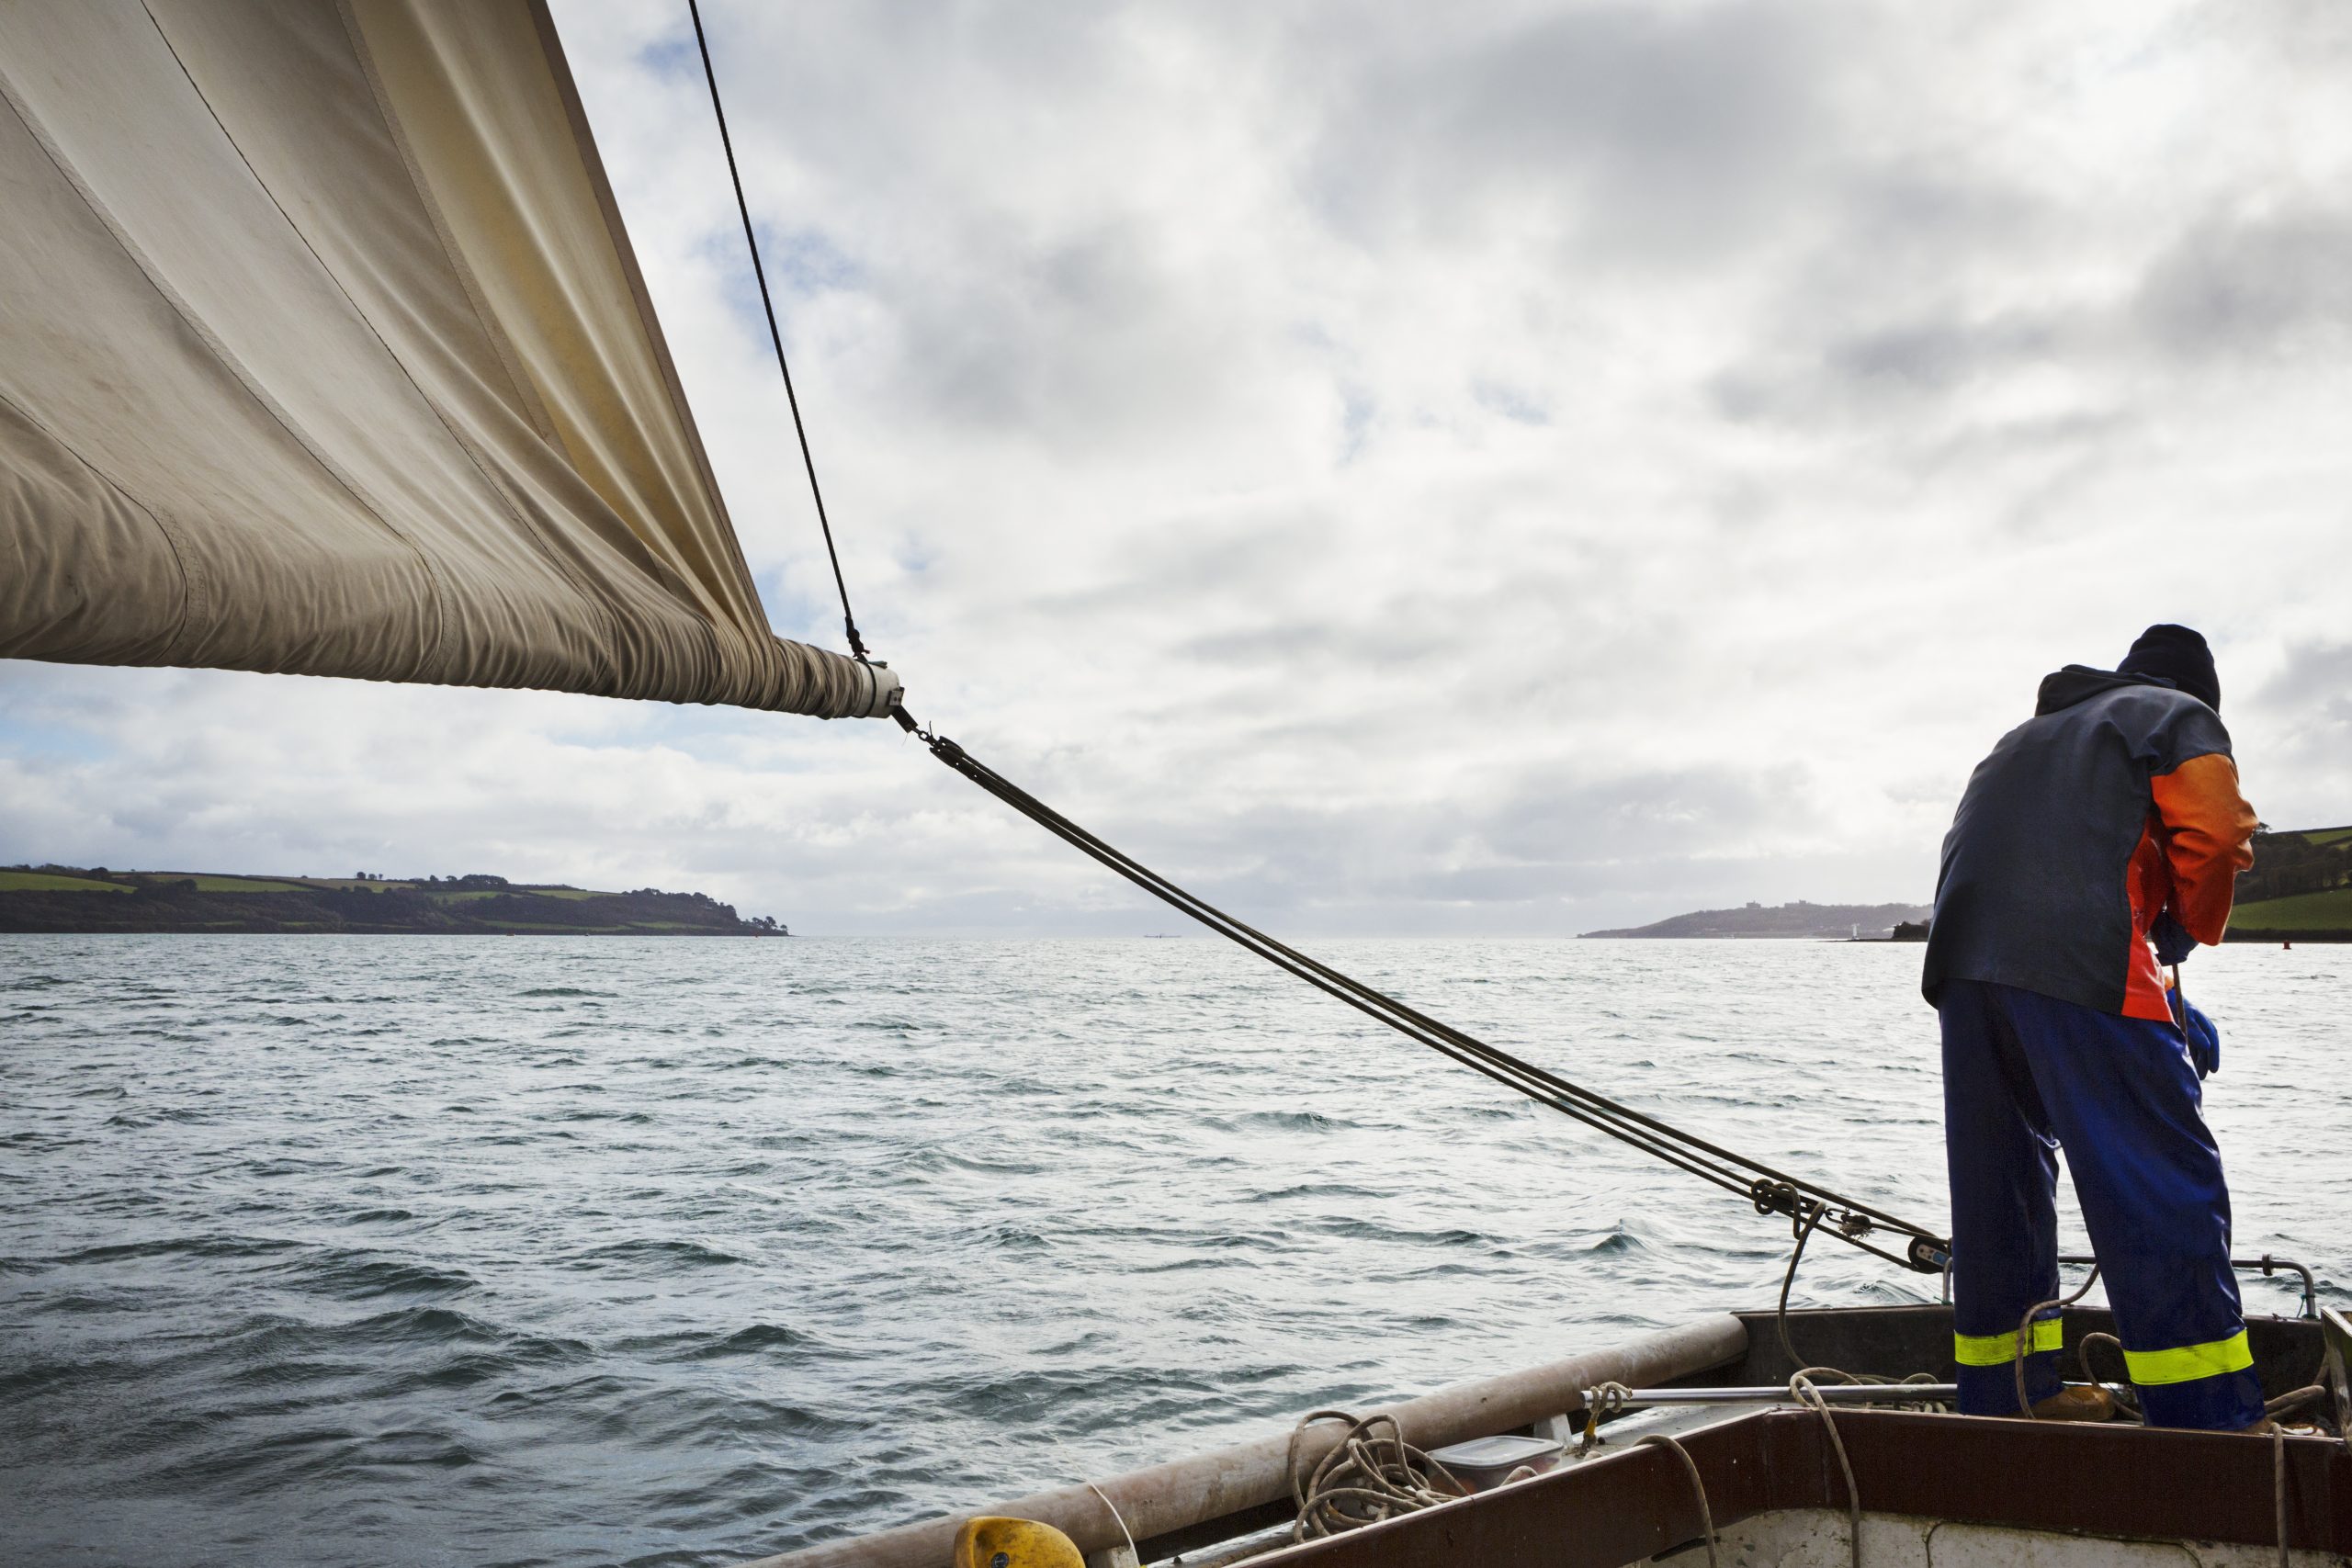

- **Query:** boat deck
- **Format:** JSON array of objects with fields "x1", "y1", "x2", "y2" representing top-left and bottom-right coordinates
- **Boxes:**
[
  {"x1": 1256, "y1": 1404, "x2": 2350, "y2": 1568},
  {"x1": 750, "y1": 1304, "x2": 2348, "y2": 1568}
]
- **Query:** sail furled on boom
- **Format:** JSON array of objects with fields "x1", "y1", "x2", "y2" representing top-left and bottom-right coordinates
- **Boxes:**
[{"x1": 0, "y1": 0, "x2": 895, "y2": 719}]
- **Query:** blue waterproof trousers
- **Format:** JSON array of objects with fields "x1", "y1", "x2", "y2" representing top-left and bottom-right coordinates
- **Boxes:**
[{"x1": 1939, "y1": 978, "x2": 2261, "y2": 1429}]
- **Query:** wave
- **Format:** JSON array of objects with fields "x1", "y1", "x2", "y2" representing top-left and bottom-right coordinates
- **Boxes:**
[
  {"x1": 3, "y1": 933, "x2": 2330, "y2": 1568},
  {"x1": 567, "y1": 1239, "x2": 750, "y2": 1271}
]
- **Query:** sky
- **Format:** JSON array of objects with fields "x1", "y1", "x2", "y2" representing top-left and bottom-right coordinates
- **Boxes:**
[{"x1": 3, "y1": 0, "x2": 2348, "y2": 935}]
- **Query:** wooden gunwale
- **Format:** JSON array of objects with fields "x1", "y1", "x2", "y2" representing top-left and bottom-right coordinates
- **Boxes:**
[{"x1": 741, "y1": 1315, "x2": 1749, "y2": 1568}]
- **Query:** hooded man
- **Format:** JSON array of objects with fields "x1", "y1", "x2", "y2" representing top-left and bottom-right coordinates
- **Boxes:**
[{"x1": 1924, "y1": 624, "x2": 2260, "y2": 1430}]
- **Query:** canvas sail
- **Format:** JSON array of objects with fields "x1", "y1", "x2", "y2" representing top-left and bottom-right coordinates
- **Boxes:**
[{"x1": 0, "y1": 0, "x2": 896, "y2": 719}]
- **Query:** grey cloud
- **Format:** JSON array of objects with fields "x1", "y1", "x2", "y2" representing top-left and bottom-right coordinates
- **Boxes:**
[
  {"x1": 1473, "y1": 764, "x2": 1818, "y2": 870},
  {"x1": 2228, "y1": 640, "x2": 2352, "y2": 834},
  {"x1": 1036, "y1": 755, "x2": 1831, "y2": 931},
  {"x1": 874, "y1": 220, "x2": 1198, "y2": 436},
  {"x1": 1306, "y1": 2, "x2": 1845, "y2": 261},
  {"x1": 2133, "y1": 209, "x2": 2352, "y2": 363},
  {"x1": 1828, "y1": 164, "x2": 2054, "y2": 276},
  {"x1": 1718, "y1": 199, "x2": 2352, "y2": 439},
  {"x1": 1176, "y1": 615, "x2": 1458, "y2": 674},
  {"x1": 1822, "y1": 318, "x2": 2062, "y2": 399},
  {"x1": 8, "y1": 2, "x2": 2342, "y2": 939},
  {"x1": 1709, "y1": 310, "x2": 2075, "y2": 427},
  {"x1": 2229, "y1": 0, "x2": 2352, "y2": 69},
  {"x1": 2249, "y1": 641, "x2": 2352, "y2": 758}
]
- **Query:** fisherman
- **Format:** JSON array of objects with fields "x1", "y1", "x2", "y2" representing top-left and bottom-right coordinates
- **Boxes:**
[{"x1": 1923, "y1": 625, "x2": 2262, "y2": 1430}]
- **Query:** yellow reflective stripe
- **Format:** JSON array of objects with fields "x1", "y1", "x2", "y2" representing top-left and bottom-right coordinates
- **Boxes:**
[
  {"x1": 1954, "y1": 1317, "x2": 2062, "y2": 1367},
  {"x1": 2122, "y1": 1331, "x2": 2254, "y2": 1386}
]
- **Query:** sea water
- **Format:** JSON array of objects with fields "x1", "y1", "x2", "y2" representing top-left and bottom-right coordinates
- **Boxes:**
[{"x1": 3, "y1": 936, "x2": 2345, "y2": 1566}]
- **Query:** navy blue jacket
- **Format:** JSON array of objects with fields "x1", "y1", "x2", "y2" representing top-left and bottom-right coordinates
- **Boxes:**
[{"x1": 1923, "y1": 668, "x2": 2254, "y2": 1019}]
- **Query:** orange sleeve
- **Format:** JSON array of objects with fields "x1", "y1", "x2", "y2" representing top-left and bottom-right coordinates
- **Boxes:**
[{"x1": 2151, "y1": 752, "x2": 2257, "y2": 944}]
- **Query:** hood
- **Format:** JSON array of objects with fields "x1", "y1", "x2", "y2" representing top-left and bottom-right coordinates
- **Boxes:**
[{"x1": 2034, "y1": 665, "x2": 2180, "y2": 716}]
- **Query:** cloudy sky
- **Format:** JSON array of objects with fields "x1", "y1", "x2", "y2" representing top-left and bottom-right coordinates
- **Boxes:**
[{"x1": 3, "y1": 0, "x2": 2347, "y2": 934}]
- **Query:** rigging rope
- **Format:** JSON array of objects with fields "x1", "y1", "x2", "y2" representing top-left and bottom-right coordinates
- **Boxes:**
[
  {"x1": 690, "y1": 0, "x2": 1945, "y2": 1272},
  {"x1": 687, "y1": 0, "x2": 870, "y2": 662},
  {"x1": 897, "y1": 714, "x2": 1951, "y2": 1274}
]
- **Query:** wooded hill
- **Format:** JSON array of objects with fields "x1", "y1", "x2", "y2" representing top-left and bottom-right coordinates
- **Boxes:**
[
  {"x1": 2226, "y1": 825, "x2": 2352, "y2": 939},
  {"x1": 0, "y1": 868, "x2": 784, "y2": 936}
]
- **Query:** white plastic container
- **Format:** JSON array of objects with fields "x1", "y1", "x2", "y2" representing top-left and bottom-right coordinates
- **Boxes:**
[{"x1": 1427, "y1": 1433, "x2": 1564, "y2": 1493}]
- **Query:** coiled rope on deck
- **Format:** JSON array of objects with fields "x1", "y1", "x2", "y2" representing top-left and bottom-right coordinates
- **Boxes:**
[{"x1": 1286, "y1": 1411, "x2": 1464, "y2": 1541}]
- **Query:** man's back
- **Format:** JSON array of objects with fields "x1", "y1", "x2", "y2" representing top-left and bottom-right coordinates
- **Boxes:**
[{"x1": 1923, "y1": 666, "x2": 2241, "y2": 1019}]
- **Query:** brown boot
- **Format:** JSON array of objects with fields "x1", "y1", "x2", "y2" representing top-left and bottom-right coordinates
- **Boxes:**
[{"x1": 2030, "y1": 1386, "x2": 2117, "y2": 1422}]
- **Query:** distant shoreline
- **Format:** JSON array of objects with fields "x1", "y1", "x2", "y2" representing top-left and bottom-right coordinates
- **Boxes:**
[
  {"x1": 1583, "y1": 826, "x2": 2352, "y2": 942},
  {"x1": 1581, "y1": 900, "x2": 1931, "y2": 941},
  {"x1": 0, "y1": 866, "x2": 785, "y2": 937}
]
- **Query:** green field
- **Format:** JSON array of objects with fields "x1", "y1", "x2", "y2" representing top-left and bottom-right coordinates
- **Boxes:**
[
  {"x1": 5, "y1": 872, "x2": 617, "y2": 899},
  {"x1": 413, "y1": 886, "x2": 605, "y2": 902},
  {"x1": 1, "y1": 870, "x2": 767, "y2": 935},
  {"x1": 0, "y1": 870, "x2": 130, "y2": 893},
  {"x1": 2231, "y1": 887, "x2": 2352, "y2": 932},
  {"x1": 2305, "y1": 828, "x2": 2352, "y2": 847}
]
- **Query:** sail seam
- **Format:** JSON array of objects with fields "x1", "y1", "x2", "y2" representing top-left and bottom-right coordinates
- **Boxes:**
[
  {"x1": 334, "y1": 0, "x2": 562, "y2": 451},
  {"x1": 6, "y1": 7, "x2": 457, "y2": 681},
  {"x1": 329, "y1": 0, "x2": 633, "y2": 696},
  {"x1": 153, "y1": 0, "x2": 647, "y2": 698},
  {"x1": 135, "y1": 0, "x2": 471, "y2": 684}
]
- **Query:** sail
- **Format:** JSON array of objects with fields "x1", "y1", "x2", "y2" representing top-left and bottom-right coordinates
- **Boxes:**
[{"x1": 0, "y1": 0, "x2": 897, "y2": 719}]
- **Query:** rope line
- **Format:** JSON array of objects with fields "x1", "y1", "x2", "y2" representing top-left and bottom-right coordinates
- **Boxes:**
[
  {"x1": 1638, "y1": 1433, "x2": 1721, "y2": 1568},
  {"x1": 694, "y1": 0, "x2": 1918, "y2": 1275},
  {"x1": 908, "y1": 723, "x2": 1951, "y2": 1271},
  {"x1": 1286, "y1": 1411, "x2": 1464, "y2": 1541},
  {"x1": 2012, "y1": 1264, "x2": 2103, "y2": 1418},
  {"x1": 687, "y1": 0, "x2": 869, "y2": 661},
  {"x1": 2075, "y1": 1331, "x2": 2143, "y2": 1421},
  {"x1": 689, "y1": 6, "x2": 1943, "y2": 1258},
  {"x1": 1790, "y1": 1373, "x2": 1865, "y2": 1568},
  {"x1": 1776, "y1": 1201, "x2": 1831, "y2": 1371},
  {"x1": 2275, "y1": 1425, "x2": 2290, "y2": 1568},
  {"x1": 1082, "y1": 1481, "x2": 1138, "y2": 1563}
]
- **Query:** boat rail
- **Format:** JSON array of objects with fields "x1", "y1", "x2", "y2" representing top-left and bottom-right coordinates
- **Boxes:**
[{"x1": 740, "y1": 1315, "x2": 1748, "y2": 1568}]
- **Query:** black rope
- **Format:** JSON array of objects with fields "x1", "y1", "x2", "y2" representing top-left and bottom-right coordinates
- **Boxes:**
[
  {"x1": 688, "y1": 0, "x2": 1939, "y2": 1267},
  {"x1": 904, "y1": 716, "x2": 1951, "y2": 1273},
  {"x1": 687, "y1": 0, "x2": 868, "y2": 661}
]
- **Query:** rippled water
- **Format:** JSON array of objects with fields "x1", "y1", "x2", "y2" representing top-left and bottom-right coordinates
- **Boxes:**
[{"x1": 4, "y1": 936, "x2": 2345, "y2": 1566}]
